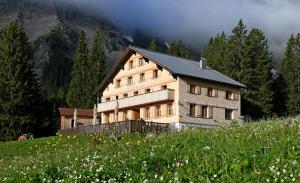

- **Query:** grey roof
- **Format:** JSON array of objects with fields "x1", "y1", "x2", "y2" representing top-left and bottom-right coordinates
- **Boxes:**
[{"x1": 130, "y1": 46, "x2": 245, "y2": 88}]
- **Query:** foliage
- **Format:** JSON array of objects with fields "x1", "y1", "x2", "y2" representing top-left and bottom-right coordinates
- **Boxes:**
[
  {"x1": 40, "y1": 25, "x2": 78, "y2": 93},
  {"x1": 66, "y1": 31, "x2": 90, "y2": 108},
  {"x1": 281, "y1": 34, "x2": 300, "y2": 115},
  {"x1": 148, "y1": 37, "x2": 157, "y2": 51},
  {"x1": 1, "y1": 117, "x2": 300, "y2": 182},
  {"x1": 0, "y1": 21, "x2": 52, "y2": 141},
  {"x1": 167, "y1": 40, "x2": 191, "y2": 59},
  {"x1": 87, "y1": 27, "x2": 106, "y2": 108},
  {"x1": 204, "y1": 19, "x2": 274, "y2": 119}
]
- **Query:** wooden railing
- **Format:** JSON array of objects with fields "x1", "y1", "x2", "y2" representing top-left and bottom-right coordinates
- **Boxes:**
[{"x1": 58, "y1": 120, "x2": 170, "y2": 136}]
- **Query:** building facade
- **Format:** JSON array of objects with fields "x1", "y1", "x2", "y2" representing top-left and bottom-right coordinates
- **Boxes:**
[
  {"x1": 95, "y1": 46, "x2": 244, "y2": 128},
  {"x1": 59, "y1": 108, "x2": 96, "y2": 129}
]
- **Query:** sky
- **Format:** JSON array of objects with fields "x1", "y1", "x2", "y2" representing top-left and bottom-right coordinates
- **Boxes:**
[{"x1": 60, "y1": 0, "x2": 300, "y2": 57}]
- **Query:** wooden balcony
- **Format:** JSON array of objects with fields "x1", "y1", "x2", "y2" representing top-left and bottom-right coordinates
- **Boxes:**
[{"x1": 97, "y1": 89, "x2": 175, "y2": 112}]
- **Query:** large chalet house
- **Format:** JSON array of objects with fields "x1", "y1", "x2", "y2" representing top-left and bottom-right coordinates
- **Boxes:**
[{"x1": 94, "y1": 46, "x2": 245, "y2": 128}]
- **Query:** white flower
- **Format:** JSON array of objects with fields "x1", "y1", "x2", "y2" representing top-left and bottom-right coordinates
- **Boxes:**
[
  {"x1": 160, "y1": 176, "x2": 164, "y2": 181},
  {"x1": 213, "y1": 174, "x2": 217, "y2": 178},
  {"x1": 203, "y1": 146, "x2": 211, "y2": 150}
]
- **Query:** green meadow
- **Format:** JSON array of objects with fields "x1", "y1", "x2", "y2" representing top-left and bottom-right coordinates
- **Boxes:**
[{"x1": 1, "y1": 118, "x2": 300, "y2": 182}]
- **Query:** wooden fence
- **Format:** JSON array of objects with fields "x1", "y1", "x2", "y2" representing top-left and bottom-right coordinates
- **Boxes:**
[{"x1": 58, "y1": 120, "x2": 170, "y2": 136}]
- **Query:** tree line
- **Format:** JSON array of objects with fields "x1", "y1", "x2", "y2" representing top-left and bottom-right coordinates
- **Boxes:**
[{"x1": 0, "y1": 21, "x2": 106, "y2": 141}]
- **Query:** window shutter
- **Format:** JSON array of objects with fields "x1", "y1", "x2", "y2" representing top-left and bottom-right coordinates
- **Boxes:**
[
  {"x1": 186, "y1": 103, "x2": 190, "y2": 115},
  {"x1": 196, "y1": 86, "x2": 201, "y2": 94},
  {"x1": 214, "y1": 89, "x2": 218, "y2": 97},
  {"x1": 205, "y1": 88, "x2": 208, "y2": 96},
  {"x1": 162, "y1": 104, "x2": 167, "y2": 116},
  {"x1": 234, "y1": 93, "x2": 239, "y2": 100},
  {"x1": 197, "y1": 104, "x2": 202, "y2": 117},
  {"x1": 209, "y1": 106, "x2": 213, "y2": 119},
  {"x1": 187, "y1": 84, "x2": 190, "y2": 93}
]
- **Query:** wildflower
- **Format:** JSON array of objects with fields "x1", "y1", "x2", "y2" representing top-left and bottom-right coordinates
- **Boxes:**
[
  {"x1": 160, "y1": 176, "x2": 164, "y2": 181},
  {"x1": 203, "y1": 146, "x2": 211, "y2": 150}
]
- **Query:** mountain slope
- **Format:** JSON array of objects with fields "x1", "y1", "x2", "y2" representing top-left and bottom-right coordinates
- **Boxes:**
[{"x1": 0, "y1": 0, "x2": 129, "y2": 92}]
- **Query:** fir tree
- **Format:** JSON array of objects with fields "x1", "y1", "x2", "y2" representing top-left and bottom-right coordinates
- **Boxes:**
[
  {"x1": 87, "y1": 27, "x2": 106, "y2": 107},
  {"x1": 242, "y1": 28, "x2": 274, "y2": 118},
  {"x1": 226, "y1": 19, "x2": 247, "y2": 81},
  {"x1": 281, "y1": 34, "x2": 300, "y2": 115},
  {"x1": 149, "y1": 37, "x2": 157, "y2": 51},
  {"x1": 204, "y1": 32, "x2": 227, "y2": 73},
  {"x1": 167, "y1": 40, "x2": 190, "y2": 58},
  {"x1": 0, "y1": 22, "x2": 50, "y2": 141},
  {"x1": 67, "y1": 31, "x2": 90, "y2": 108}
]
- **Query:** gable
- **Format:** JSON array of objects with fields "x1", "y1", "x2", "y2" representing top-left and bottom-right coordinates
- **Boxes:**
[{"x1": 100, "y1": 52, "x2": 174, "y2": 97}]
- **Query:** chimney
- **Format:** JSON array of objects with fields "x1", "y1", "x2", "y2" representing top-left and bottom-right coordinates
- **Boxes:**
[{"x1": 200, "y1": 57, "x2": 207, "y2": 69}]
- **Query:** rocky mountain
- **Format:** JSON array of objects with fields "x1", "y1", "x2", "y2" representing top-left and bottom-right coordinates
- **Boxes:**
[{"x1": 0, "y1": 0, "x2": 166, "y2": 92}]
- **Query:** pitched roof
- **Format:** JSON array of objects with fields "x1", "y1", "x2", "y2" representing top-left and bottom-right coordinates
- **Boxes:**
[
  {"x1": 59, "y1": 108, "x2": 94, "y2": 117},
  {"x1": 95, "y1": 46, "x2": 245, "y2": 93},
  {"x1": 130, "y1": 46, "x2": 245, "y2": 88}
]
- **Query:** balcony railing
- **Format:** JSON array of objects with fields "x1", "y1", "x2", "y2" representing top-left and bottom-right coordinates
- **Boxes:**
[{"x1": 97, "y1": 89, "x2": 175, "y2": 112}]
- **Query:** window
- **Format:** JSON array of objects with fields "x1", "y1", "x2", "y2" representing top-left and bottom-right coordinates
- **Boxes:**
[
  {"x1": 207, "y1": 88, "x2": 213, "y2": 97},
  {"x1": 115, "y1": 79, "x2": 121, "y2": 88},
  {"x1": 124, "y1": 111, "x2": 128, "y2": 120},
  {"x1": 116, "y1": 96, "x2": 119, "y2": 100},
  {"x1": 140, "y1": 73, "x2": 145, "y2": 82},
  {"x1": 226, "y1": 91, "x2": 238, "y2": 100},
  {"x1": 138, "y1": 58, "x2": 144, "y2": 66},
  {"x1": 127, "y1": 76, "x2": 133, "y2": 85},
  {"x1": 134, "y1": 91, "x2": 138, "y2": 96},
  {"x1": 190, "y1": 85, "x2": 196, "y2": 94},
  {"x1": 156, "y1": 105, "x2": 161, "y2": 118},
  {"x1": 161, "y1": 85, "x2": 167, "y2": 90},
  {"x1": 167, "y1": 104, "x2": 173, "y2": 116},
  {"x1": 145, "y1": 88, "x2": 151, "y2": 93},
  {"x1": 153, "y1": 70, "x2": 158, "y2": 79},
  {"x1": 225, "y1": 109, "x2": 234, "y2": 120},
  {"x1": 202, "y1": 106, "x2": 209, "y2": 118},
  {"x1": 128, "y1": 60, "x2": 134, "y2": 69},
  {"x1": 123, "y1": 93, "x2": 128, "y2": 98},
  {"x1": 145, "y1": 107, "x2": 150, "y2": 119},
  {"x1": 189, "y1": 104, "x2": 196, "y2": 117},
  {"x1": 106, "y1": 97, "x2": 110, "y2": 102}
]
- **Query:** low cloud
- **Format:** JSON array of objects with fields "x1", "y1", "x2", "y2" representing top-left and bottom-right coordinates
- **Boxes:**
[{"x1": 60, "y1": 0, "x2": 300, "y2": 57}]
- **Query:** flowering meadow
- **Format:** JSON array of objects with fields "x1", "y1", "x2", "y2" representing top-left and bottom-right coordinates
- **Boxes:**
[{"x1": 1, "y1": 117, "x2": 300, "y2": 182}]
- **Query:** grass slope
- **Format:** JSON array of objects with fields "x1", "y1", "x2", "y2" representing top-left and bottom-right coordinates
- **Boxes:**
[{"x1": 1, "y1": 118, "x2": 300, "y2": 182}]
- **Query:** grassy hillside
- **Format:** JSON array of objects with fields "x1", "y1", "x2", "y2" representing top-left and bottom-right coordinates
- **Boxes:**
[{"x1": 1, "y1": 118, "x2": 300, "y2": 182}]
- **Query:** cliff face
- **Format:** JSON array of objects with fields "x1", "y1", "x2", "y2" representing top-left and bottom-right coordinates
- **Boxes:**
[{"x1": 0, "y1": 0, "x2": 129, "y2": 92}]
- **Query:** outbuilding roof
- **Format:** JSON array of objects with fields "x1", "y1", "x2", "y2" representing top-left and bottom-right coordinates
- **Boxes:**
[
  {"x1": 95, "y1": 46, "x2": 245, "y2": 93},
  {"x1": 59, "y1": 108, "x2": 94, "y2": 117}
]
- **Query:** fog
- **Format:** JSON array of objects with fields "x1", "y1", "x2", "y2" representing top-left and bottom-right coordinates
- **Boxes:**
[{"x1": 59, "y1": 0, "x2": 300, "y2": 57}]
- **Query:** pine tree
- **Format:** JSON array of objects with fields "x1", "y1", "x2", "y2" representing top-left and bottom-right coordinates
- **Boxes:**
[
  {"x1": 0, "y1": 22, "x2": 50, "y2": 141},
  {"x1": 204, "y1": 32, "x2": 227, "y2": 73},
  {"x1": 281, "y1": 34, "x2": 300, "y2": 115},
  {"x1": 167, "y1": 40, "x2": 190, "y2": 58},
  {"x1": 226, "y1": 19, "x2": 247, "y2": 81},
  {"x1": 67, "y1": 31, "x2": 90, "y2": 108},
  {"x1": 87, "y1": 27, "x2": 106, "y2": 107},
  {"x1": 149, "y1": 37, "x2": 157, "y2": 51},
  {"x1": 241, "y1": 28, "x2": 274, "y2": 118}
]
